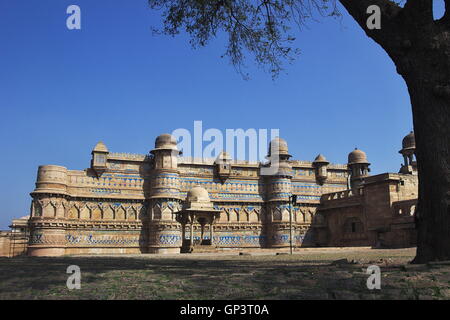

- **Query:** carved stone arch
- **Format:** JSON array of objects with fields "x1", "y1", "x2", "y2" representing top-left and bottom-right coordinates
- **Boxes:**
[
  {"x1": 110, "y1": 203, "x2": 122, "y2": 219},
  {"x1": 85, "y1": 202, "x2": 96, "y2": 218},
  {"x1": 33, "y1": 200, "x2": 43, "y2": 217},
  {"x1": 167, "y1": 201, "x2": 178, "y2": 212},
  {"x1": 281, "y1": 208, "x2": 290, "y2": 221},
  {"x1": 90, "y1": 203, "x2": 103, "y2": 220},
  {"x1": 257, "y1": 207, "x2": 267, "y2": 223},
  {"x1": 255, "y1": 207, "x2": 262, "y2": 222},
  {"x1": 152, "y1": 203, "x2": 162, "y2": 220},
  {"x1": 49, "y1": 199, "x2": 59, "y2": 208},
  {"x1": 67, "y1": 203, "x2": 80, "y2": 219},
  {"x1": 159, "y1": 201, "x2": 169, "y2": 212},
  {"x1": 220, "y1": 208, "x2": 228, "y2": 222},
  {"x1": 138, "y1": 204, "x2": 147, "y2": 219},
  {"x1": 222, "y1": 208, "x2": 231, "y2": 222},
  {"x1": 73, "y1": 202, "x2": 83, "y2": 210},
  {"x1": 43, "y1": 199, "x2": 57, "y2": 218},
  {"x1": 121, "y1": 204, "x2": 130, "y2": 220},
  {"x1": 61, "y1": 200, "x2": 70, "y2": 217},
  {"x1": 116, "y1": 205, "x2": 126, "y2": 220},
  {"x1": 161, "y1": 203, "x2": 174, "y2": 220},
  {"x1": 302, "y1": 208, "x2": 311, "y2": 222},
  {"x1": 80, "y1": 203, "x2": 90, "y2": 220},
  {"x1": 229, "y1": 208, "x2": 239, "y2": 222},
  {"x1": 126, "y1": 205, "x2": 136, "y2": 220},
  {"x1": 295, "y1": 207, "x2": 301, "y2": 222},
  {"x1": 272, "y1": 207, "x2": 282, "y2": 221},
  {"x1": 299, "y1": 208, "x2": 307, "y2": 223},
  {"x1": 248, "y1": 208, "x2": 259, "y2": 223},
  {"x1": 54, "y1": 199, "x2": 66, "y2": 218},
  {"x1": 242, "y1": 208, "x2": 250, "y2": 222},
  {"x1": 40, "y1": 198, "x2": 50, "y2": 209},
  {"x1": 308, "y1": 208, "x2": 315, "y2": 222},
  {"x1": 133, "y1": 205, "x2": 140, "y2": 220},
  {"x1": 216, "y1": 207, "x2": 227, "y2": 222}
]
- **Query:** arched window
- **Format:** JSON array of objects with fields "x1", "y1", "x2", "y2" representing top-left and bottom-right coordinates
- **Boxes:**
[{"x1": 34, "y1": 203, "x2": 42, "y2": 217}]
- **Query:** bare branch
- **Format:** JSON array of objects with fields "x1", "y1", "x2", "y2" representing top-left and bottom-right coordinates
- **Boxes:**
[{"x1": 148, "y1": 0, "x2": 341, "y2": 78}]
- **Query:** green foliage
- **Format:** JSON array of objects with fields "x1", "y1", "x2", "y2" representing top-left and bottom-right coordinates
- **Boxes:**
[{"x1": 149, "y1": 0, "x2": 341, "y2": 78}]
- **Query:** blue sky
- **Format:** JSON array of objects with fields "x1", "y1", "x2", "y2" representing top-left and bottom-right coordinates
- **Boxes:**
[{"x1": 0, "y1": 1, "x2": 444, "y2": 228}]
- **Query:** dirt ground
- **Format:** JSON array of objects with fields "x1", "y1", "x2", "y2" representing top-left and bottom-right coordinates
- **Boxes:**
[{"x1": 0, "y1": 247, "x2": 449, "y2": 300}]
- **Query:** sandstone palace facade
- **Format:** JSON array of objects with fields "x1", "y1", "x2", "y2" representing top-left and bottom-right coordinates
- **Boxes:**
[{"x1": 0, "y1": 132, "x2": 419, "y2": 256}]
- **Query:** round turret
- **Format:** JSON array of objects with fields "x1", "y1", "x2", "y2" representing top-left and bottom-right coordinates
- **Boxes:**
[
  {"x1": 399, "y1": 131, "x2": 417, "y2": 174},
  {"x1": 401, "y1": 131, "x2": 415, "y2": 152},
  {"x1": 313, "y1": 154, "x2": 329, "y2": 184},
  {"x1": 347, "y1": 148, "x2": 370, "y2": 190},
  {"x1": 151, "y1": 133, "x2": 179, "y2": 154},
  {"x1": 34, "y1": 165, "x2": 68, "y2": 194},
  {"x1": 313, "y1": 154, "x2": 329, "y2": 165},
  {"x1": 267, "y1": 137, "x2": 291, "y2": 158},
  {"x1": 348, "y1": 148, "x2": 369, "y2": 165}
]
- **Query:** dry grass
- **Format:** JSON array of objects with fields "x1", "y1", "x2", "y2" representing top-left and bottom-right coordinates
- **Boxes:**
[{"x1": 0, "y1": 247, "x2": 449, "y2": 300}]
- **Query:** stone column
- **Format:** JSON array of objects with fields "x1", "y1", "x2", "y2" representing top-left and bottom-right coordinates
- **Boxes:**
[
  {"x1": 190, "y1": 215, "x2": 194, "y2": 250},
  {"x1": 210, "y1": 223, "x2": 214, "y2": 245},
  {"x1": 181, "y1": 223, "x2": 186, "y2": 243}
]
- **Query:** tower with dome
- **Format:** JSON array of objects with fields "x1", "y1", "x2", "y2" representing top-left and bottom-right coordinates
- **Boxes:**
[{"x1": 0, "y1": 131, "x2": 419, "y2": 256}]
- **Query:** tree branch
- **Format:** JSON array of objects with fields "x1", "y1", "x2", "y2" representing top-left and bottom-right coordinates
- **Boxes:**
[
  {"x1": 339, "y1": 0, "x2": 402, "y2": 50},
  {"x1": 403, "y1": 0, "x2": 433, "y2": 25},
  {"x1": 443, "y1": 0, "x2": 450, "y2": 24}
]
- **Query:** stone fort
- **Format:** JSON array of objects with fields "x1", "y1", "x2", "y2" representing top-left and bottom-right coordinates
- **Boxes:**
[{"x1": 0, "y1": 132, "x2": 418, "y2": 256}]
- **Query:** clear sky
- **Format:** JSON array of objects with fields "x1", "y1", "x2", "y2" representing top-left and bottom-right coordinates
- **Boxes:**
[{"x1": 0, "y1": 1, "x2": 444, "y2": 228}]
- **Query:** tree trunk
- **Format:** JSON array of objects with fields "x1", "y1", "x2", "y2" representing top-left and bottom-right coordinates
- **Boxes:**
[
  {"x1": 340, "y1": 0, "x2": 450, "y2": 263},
  {"x1": 407, "y1": 76, "x2": 450, "y2": 263}
]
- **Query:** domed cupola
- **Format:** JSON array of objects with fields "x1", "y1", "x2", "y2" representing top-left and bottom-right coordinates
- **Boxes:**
[
  {"x1": 401, "y1": 131, "x2": 416, "y2": 151},
  {"x1": 186, "y1": 186, "x2": 211, "y2": 204},
  {"x1": 313, "y1": 154, "x2": 330, "y2": 184},
  {"x1": 348, "y1": 148, "x2": 369, "y2": 165},
  {"x1": 150, "y1": 134, "x2": 180, "y2": 171},
  {"x1": 263, "y1": 137, "x2": 292, "y2": 177},
  {"x1": 347, "y1": 148, "x2": 370, "y2": 190},
  {"x1": 177, "y1": 186, "x2": 221, "y2": 250},
  {"x1": 399, "y1": 131, "x2": 417, "y2": 174},
  {"x1": 151, "y1": 133, "x2": 180, "y2": 154},
  {"x1": 267, "y1": 137, "x2": 291, "y2": 159},
  {"x1": 91, "y1": 141, "x2": 109, "y2": 176}
]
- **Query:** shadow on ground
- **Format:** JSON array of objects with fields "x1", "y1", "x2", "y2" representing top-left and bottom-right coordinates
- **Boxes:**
[{"x1": 0, "y1": 248, "x2": 448, "y2": 300}]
